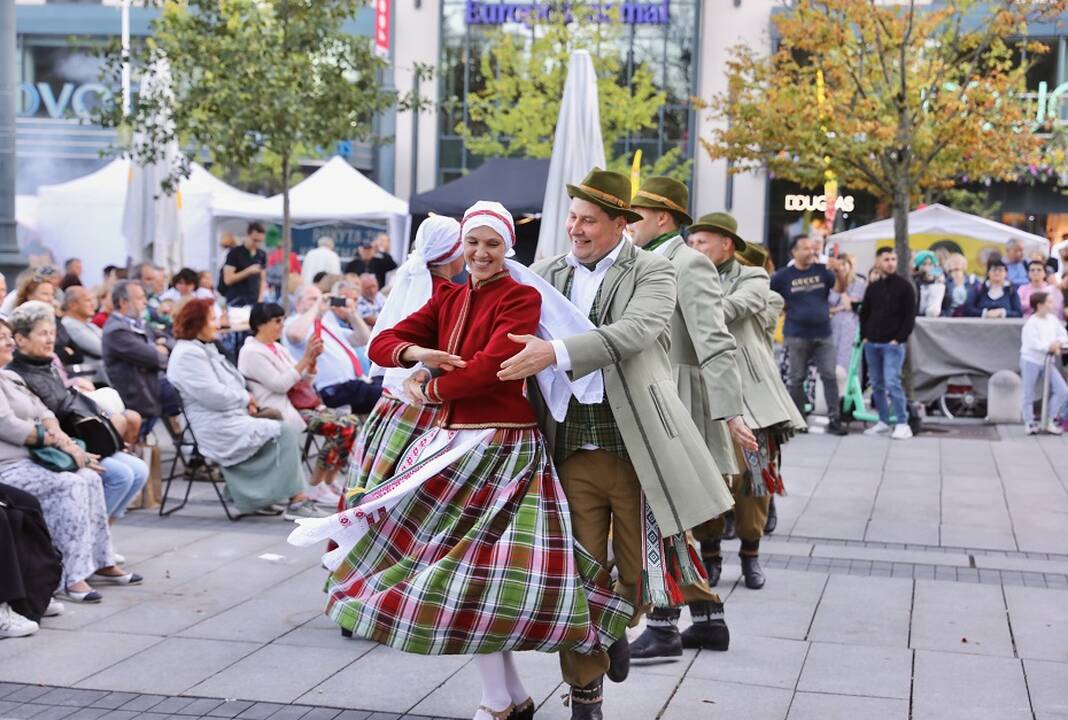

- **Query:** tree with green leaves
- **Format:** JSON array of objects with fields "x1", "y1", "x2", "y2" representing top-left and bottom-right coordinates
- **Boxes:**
[
  {"x1": 457, "y1": 8, "x2": 690, "y2": 182},
  {"x1": 699, "y1": 0, "x2": 1064, "y2": 274},
  {"x1": 97, "y1": 0, "x2": 419, "y2": 306}
]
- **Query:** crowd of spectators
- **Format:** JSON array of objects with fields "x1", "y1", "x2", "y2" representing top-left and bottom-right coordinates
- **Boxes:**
[{"x1": 0, "y1": 222, "x2": 389, "y2": 638}]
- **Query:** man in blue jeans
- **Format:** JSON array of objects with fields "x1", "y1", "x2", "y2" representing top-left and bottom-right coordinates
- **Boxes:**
[{"x1": 858, "y1": 247, "x2": 917, "y2": 439}]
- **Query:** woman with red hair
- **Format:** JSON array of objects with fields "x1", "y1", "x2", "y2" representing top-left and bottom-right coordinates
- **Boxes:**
[{"x1": 166, "y1": 299, "x2": 323, "y2": 520}]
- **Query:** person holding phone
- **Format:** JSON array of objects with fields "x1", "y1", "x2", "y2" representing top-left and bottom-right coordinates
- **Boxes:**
[{"x1": 222, "y1": 222, "x2": 268, "y2": 307}]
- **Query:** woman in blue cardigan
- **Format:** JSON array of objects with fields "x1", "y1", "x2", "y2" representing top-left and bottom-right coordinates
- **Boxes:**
[{"x1": 963, "y1": 260, "x2": 1023, "y2": 318}]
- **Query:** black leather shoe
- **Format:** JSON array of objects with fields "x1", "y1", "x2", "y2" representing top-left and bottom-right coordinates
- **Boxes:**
[
  {"x1": 628, "y1": 624, "x2": 683, "y2": 659},
  {"x1": 508, "y1": 698, "x2": 534, "y2": 720},
  {"x1": 827, "y1": 418, "x2": 849, "y2": 436},
  {"x1": 740, "y1": 554, "x2": 766, "y2": 589},
  {"x1": 568, "y1": 678, "x2": 603, "y2": 720},
  {"x1": 722, "y1": 511, "x2": 736, "y2": 540},
  {"x1": 606, "y1": 635, "x2": 630, "y2": 682},
  {"x1": 680, "y1": 619, "x2": 730, "y2": 651},
  {"x1": 764, "y1": 497, "x2": 778, "y2": 534},
  {"x1": 704, "y1": 556, "x2": 722, "y2": 587}
]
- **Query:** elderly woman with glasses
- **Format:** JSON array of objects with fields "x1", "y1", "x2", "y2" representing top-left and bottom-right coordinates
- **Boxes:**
[{"x1": 0, "y1": 316, "x2": 133, "y2": 604}]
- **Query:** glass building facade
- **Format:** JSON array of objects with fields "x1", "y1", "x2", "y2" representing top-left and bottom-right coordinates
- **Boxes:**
[{"x1": 436, "y1": 0, "x2": 702, "y2": 184}]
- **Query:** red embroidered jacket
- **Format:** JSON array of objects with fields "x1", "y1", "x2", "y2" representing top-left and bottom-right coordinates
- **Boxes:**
[{"x1": 369, "y1": 271, "x2": 541, "y2": 428}]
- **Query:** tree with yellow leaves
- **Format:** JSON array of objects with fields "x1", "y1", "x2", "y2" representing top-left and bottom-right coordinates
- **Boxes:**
[{"x1": 699, "y1": 0, "x2": 1064, "y2": 273}]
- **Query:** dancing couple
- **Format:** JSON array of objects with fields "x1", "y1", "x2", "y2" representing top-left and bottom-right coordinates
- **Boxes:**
[{"x1": 289, "y1": 170, "x2": 734, "y2": 720}]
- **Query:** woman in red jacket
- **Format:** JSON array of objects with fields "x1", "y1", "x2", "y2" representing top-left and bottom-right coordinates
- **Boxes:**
[{"x1": 290, "y1": 203, "x2": 628, "y2": 720}]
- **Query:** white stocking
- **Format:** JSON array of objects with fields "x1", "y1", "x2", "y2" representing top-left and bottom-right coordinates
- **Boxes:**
[
  {"x1": 473, "y1": 653, "x2": 512, "y2": 719},
  {"x1": 502, "y1": 651, "x2": 531, "y2": 705}
]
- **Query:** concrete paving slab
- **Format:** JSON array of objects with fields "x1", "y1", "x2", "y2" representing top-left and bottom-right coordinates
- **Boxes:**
[
  {"x1": 686, "y1": 634, "x2": 808, "y2": 689},
  {"x1": 75, "y1": 637, "x2": 260, "y2": 695},
  {"x1": 811, "y1": 544, "x2": 970, "y2": 568},
  {"x1": 659, "y1": 677, "x2": 792, "y2": 720},
  {"x1": 910, "y1": 580, "x2": 1014, "y2": 657},
  {"x1": 1023, "y1": 659, "x2": 1068, "y2": 719},
  {"x1": 722, "y1": 570, "x2": 828, "y2": 641},
  {"x1": 786, "y1": 691, "x2": 909, "y2": 720},
  {"x1": 0, "y1": 630, "x2": 162, "y2": 686},
  {"x1": 940, "y1": 524, "x2": 1018, "y2": 552},
  {"x1": 797, "y1": 642, "x2": 912, "y2": 699},
  {"x1": 809, "y1": 575, "x2": 912, "y2": 648},
  {"x1": 189, "y1": 643, "x2": 356, "y2": 704},
  {"x1": 912, "y1": 650, "x2": 1032, "y2": 720},
  {"x1": 1004, "y1": 585, "x2": 1068, "y2": 662}
]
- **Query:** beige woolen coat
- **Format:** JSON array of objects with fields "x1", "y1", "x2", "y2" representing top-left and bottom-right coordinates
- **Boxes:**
[{"x1": 529, "y1": 240, "x2": 734, "y2": 536}]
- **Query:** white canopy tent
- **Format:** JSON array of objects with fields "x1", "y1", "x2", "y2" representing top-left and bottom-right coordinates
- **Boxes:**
[
  {"x1": 35, "y1": 159, "x2": 261, "y2": 284},
  {"x1": 830, "y1": 203, "x2": 1049, "y2": 275},
  {"x1": 210, "y1": 156, "x2": 411, "y2": 268}
]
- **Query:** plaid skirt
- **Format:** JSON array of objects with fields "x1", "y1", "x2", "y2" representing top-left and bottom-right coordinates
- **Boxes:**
[
  {"x1": 341, "y1": 391, "x2": 441, "y2": 507},
  {"x1": 323, "y1": 425, "x2": 633, "y2": 656}
]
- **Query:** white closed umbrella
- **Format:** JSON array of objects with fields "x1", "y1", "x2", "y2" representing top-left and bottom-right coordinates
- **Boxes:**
[
  {"x1": 121, "y1": 56, "x2": 184, "y2": 275},
  {"x1": 536, "y1": 50, "x2": 607, "y2": 260}
]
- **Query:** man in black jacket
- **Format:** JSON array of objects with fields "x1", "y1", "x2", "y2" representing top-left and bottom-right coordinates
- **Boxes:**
[{"x1": 859, "y1": 248, "x2": 917, "y2": 439}]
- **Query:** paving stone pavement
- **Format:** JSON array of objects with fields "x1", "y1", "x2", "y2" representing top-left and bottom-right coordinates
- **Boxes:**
[{"x1": 2, "y1": 430, "x2": 1068, "y2": 719}]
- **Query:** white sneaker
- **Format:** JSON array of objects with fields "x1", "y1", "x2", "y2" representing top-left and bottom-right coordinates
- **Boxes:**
[
  {"x1": 1044, "y1": 421, "x2": 1064, "y2": 436},
  {"x1": 0, "y1": 602, "x2": 39, "y2": 638},
  {"x1": 864, "y1": 421, "x2": 891, "y2": 436},
  {"x1": 43, "y1": 598, "x2": 65, "y2": 617},
  {"x1": 891, "y1": 423, "x2": 913, "y2": 440},
  {"x1": 305, "y1": 483, "x2": 342, "y2": 508},
  {"x1": 1026, "y1": 422, "x2": 1041, "y2": 435},
  {"x1": 283, "y1": 500, "x2": 330, "y2": 521}
]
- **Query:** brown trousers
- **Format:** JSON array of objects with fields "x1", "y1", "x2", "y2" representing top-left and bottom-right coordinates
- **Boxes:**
[
  {"x1": 696, "y1": 474, "x2": 769, "y2": 555},
  {"x1": 556, "y1": 449, "x2": 717, "y2": 686}
]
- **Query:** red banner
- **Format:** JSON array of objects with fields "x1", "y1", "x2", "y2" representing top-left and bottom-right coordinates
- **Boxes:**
[{"x1": 374, "y1": 0, "x2": 391, "y2": 59}]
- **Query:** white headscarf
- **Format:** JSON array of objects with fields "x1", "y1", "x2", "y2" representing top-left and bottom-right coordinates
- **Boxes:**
[
  {"x1": 370, "y1": 214, "x2": 462, "y2": 392},
  {"x1": 461, "y1": 201, "x2": 603, "y2": 421}
]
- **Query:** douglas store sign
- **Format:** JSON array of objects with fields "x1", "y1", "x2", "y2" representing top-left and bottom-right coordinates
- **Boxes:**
[
  {"x1": 18, "y1": 82, "x2": 111, "y2": 120},
  {"x1": 465, "y1": 0, "x2": 670, "y2": 25}
]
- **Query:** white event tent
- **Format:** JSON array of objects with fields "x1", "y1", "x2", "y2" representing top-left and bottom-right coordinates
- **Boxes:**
[
  {"x1": 35, "y1": 159, "x2": 261, "y2": 284},
  {"x1": 830, "y1": 203, "x2": 1049, "y2": 274},
  {"x1": 210, "y1": 156, "x2": 411, "y2": 268}
]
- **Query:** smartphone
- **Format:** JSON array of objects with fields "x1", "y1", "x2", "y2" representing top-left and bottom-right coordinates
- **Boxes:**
[
  {"x1": 313, "y1": 318, "x2": 323, "y2": 342},
  {"x1": 330, "y1": 296, "x2": 347, "y2": 308}
]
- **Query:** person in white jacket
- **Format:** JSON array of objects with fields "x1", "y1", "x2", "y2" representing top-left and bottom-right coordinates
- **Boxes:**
[
  {"x1": 300, "y1": 236, "x2": 343, "y2": 286},
  {"x1": 1020, "y1": 290, "x2": 1068, "y2": 435}
]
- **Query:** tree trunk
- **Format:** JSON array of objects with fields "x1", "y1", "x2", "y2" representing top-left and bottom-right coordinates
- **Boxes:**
[
  {"x1": 892, "y1": 172, "x2": 911, "y2": 278},
  {"x1": 282, "y1": 154, "x2": 292, "y2": 313}
]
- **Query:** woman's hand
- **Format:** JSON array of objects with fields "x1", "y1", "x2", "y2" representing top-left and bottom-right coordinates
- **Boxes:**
[
  {"x1": 403, "y1": 370, "x2": 438, "y2": 406},
  {"x1": 248, "y1": 397, "x2": 259, "y2": 415},
  {"x1": 304, "y1": 336, "x2": 324, "y2": 360},
  {"x1": 401, "y1": 346, "x2": 466, "y2": 372}
]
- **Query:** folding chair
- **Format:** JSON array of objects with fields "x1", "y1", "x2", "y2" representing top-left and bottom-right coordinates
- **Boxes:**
[{"x1": 159, "y1": 395, "x2": 241, "y2": 521}]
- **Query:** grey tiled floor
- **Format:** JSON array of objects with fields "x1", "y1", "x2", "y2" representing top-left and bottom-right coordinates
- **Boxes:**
[{"x1": 2, "y1": 430, "x2": 1068, "y2": 719}]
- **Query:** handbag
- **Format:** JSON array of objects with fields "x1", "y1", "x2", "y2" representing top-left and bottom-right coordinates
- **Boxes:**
[
  {"x1": 29, "y1": 438, "x2": 86, "y2": 474},
  {"x1": 61, "y1": 390, "x2": 123, "y2": 458},
  {"x1": 287, "y1": 379, "x2": 321, "y2": 411}
]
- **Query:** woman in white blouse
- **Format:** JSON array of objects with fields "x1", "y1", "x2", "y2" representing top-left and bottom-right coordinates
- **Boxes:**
[{"x1": 238, "y1": 302, "x2": 361, "y2": 506}]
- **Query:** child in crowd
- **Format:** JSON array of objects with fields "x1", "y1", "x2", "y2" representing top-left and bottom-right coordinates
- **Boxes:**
[{"x1": 1020, "y1": 290, "x2": 1068, "y2": 435}]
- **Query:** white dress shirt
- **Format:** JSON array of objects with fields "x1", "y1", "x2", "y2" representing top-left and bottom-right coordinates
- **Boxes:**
[{"x1": 551, "y1": 238, "x2": 627, "y2": 372}]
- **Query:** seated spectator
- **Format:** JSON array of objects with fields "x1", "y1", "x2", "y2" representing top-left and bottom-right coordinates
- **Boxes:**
[
  {"x1": 64, "y1": 258, "x2": 83, "y2": 286},
  {"x1": 132, "y1": 263, "x2": 170, "y2": 332},
  {"x1": 15, "y1": 273, "x2": 84, "y2": 372},
  {"x1": 167, "y1": 299, "x2": 323, "y2": 520},
  {"x1": 160, "y1": 267, "x2": 214, "y2": 305},
  {"x1": 912, "y1": 250, "x2": 946, "y2": 317},
  {"x1": 1019, "y1": 260, "x2": 1064, "y2": 320},
  {"x1": 58, "y1": 273, "x2": 81, "y2": 292},
  {"x1": 91, "y1": 285, "x2": 112, "y2": 328},
  {"x1": 197, "y1": 270, "x2": 217, "y2": 297},
  {"x1": 239, "y1": 303, "x2": 361, "y2": 504},
  {"x1": 942, "y1": 253, "x2": 980, "y2": 317},
  {"x1": 8, "y1": 302, "x2": 148, "y2": 525},
  {"x1": 1020, "y1": 291, "x2": 1067, "y2": 435},
  {"x1": 102, "y1": 280, "x2": 174, "y2": 436},
  {"x1": 963, "y1": 260, "x2": 1023, "y2": 318},
  {"x1": 60, "y1": 286, "x2": 107, "y2": 385},
  {"x1": 356, "y1": 273, "x2": 386, "y2": 326},
  {"x1": 0, "y1": 318, "x2": 137, "y2": 604},
  {"x1": 283, "y1": 284, "x2": 382, "y2": 413},
  {"x1": 301, "y1": 236, "x2": 342, "y2": 286},
  {"x1": 0, "y1": 482, "x2": 63, "y2": 635}
]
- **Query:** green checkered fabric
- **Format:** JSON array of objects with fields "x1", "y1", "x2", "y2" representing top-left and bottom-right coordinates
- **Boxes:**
[{"x1": 556, "y1": 269, "x2": 628, "y2": 465}]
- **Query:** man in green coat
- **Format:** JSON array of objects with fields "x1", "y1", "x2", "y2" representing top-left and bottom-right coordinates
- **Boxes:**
[
  {"x1": 625, "y1": 177, "x2": 757, "y2": 658},
  {"x1": 498, "y1": 169, "x2": 733, "y2": 720}
]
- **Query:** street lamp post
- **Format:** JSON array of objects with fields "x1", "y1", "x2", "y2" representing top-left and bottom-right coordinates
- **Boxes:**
[{"x1": 0, "y1": 0, "x2": 24, "y2": 285}]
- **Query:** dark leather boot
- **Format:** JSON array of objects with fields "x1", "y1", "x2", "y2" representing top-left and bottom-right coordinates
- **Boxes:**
[
  {"x1": 629, "y1": 624, "x2": 683, "y2": 659},
  {"x1": 507, "y1": 698, "x2": 534, "y2": 720},
  {"x1": 764, "y1": 496, "x2": 778, "y2": 534},
  {"x1": 605, "y1": 635, "x2": 630, "y2": 682},
  {"x1": 704, "y1": 555, "x2": 723, "y2": 588},
  {"x1": 568, "y1": 678, "x2": 603, "y2": 720},
  {"x1": 740, "y1": 554, "x2": 766, "y2": 589},
  {"x1": 722, "y1": 511, "x2": 737, "y2": 540},
  {"x1": 681, "y1": 599, "x2": 729, "y2": 650}
]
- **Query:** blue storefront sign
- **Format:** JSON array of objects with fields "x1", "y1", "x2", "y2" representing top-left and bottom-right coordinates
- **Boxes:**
[
  {"x1": 465, "y1": 0, "x2": 670, "y2": 25},
  {"x1": 18, "y1": 82, "x2": 111, "y2": 119}
]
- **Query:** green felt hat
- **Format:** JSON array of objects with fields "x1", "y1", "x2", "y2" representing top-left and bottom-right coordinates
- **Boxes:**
[
  {"x1": 566, "y1": 168, "x2": 643, "y2": 224},
  {"x1": 630, "y1": 176, "x2": 693, "y2": 226},
  {"x1": 687, "y1": 212, "x2": 747, "y2": 251},
  {"x1": 737, "y1": 242, "x2": 769, "y2": 268}
]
